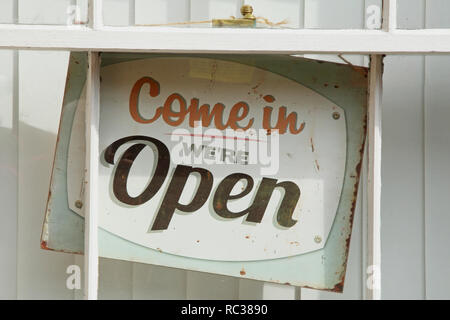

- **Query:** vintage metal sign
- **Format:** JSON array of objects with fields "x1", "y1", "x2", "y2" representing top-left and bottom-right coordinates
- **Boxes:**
[{"x1": 41, "y1": 53, "x2": 367, "y2": 291}]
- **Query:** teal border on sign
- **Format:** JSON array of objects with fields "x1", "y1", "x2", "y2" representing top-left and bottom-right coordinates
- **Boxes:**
[{"x1": 42, "y1": 52, "x2": 367, "y2": 291}]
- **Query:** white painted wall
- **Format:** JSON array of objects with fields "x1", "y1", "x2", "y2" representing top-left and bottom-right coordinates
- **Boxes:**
[{"x1": 0, "y1": 0, "x2": 449, "y2": 299}]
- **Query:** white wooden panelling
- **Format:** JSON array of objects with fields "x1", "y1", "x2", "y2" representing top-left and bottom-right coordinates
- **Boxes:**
[
  {"x1": 424, "y1": 0, "x2": 450, "y2": 29},
  {"x1": 397, "y1": 0, "x2": 424, "y2": 29},
  {"x1": 186, "y1": 271, "x2": 240, "y2": 300},
  {"x1": 246, "y1": 0, "x2": 304, "y2": 28},
  {"x1": 259, "y1": 283, "x2": 294, "y2": 300},
  {"x1": 304, "y1": 0, "x2": 364, "y2": 29},
  {"x1": 132, "y1": 264, "x2": 187, "y2": 300},
  {"x1": 424, "y1": 0, "x2": 450, "y2": 300},
  {"x1": 16, "y1": 2, "x2": 77, "y2": 300},
  {"x1": 424, "y1": 55, "x2": 450, "y2": 300},
  {"x1": 18, "y1": 0, "x2": 72, "y2": 25},
  {"x1": 0, "y1": 0, "x2": 17, "y2": 301},
  {"x1": 1, "y1": 0, "x2": 450, "y2": 300},
  {"x1": 17, "y1": 50, "x2": 75, "y2": 299},
  {"x1": 185, "y1": 272, "x2": 240, "y2": 300},
  {"x1": 190, "y1": 0, "x2": 242, "y2": 22},
  {"x1": 98, "y1": 258, "x2": 133, "y2": 299},
  {"x1": 381, "y1": 54, "x2": 426, "y2": 299},
  {"x1": 0, "y1": 0, "x2": 16, "y2": 23},
  {"x1": 380, "y1": 0, "x2": 425, "y2": 300},
  {"x1": 135, "y1": 0, "x2": 189, "y2": 25},
  {"x1": 0, "y1": 48, "x2": 18, "y2": 299},
  {"x1": 238, "y1": 279, "x2": 264, "y2": 299},
  {"x1": 103, "y1": 0, "x2": 133, "y2": 26}
]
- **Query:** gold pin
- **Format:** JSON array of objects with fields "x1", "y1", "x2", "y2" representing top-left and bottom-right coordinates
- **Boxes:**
[{"x1": 212, "y1": 5, "x2": 256, "y2": 28}]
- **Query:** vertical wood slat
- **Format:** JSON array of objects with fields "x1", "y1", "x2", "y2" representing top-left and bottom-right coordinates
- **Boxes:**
[
  {"x1": 380, "y1": 54, "x2": 425, "y2": 299},
  {"x1": 424, "y1": 55, "x2": 450, "y2": 300},
  {"x1": 380, "y1": 0, "x2": 426, "y2": 299},
  {"x1": 16, "y1": 2, "x2": 77, "y2": 299},
  {"x1": 0, "y1": 49, "x2": 17, "y2": 299},
  {"x1": 17, "y1": 50, "x2": 75, "y2": 299},
  {"x1": 0, "y1": 0, "x2": 18, "y2": 298},
  {"x1": 424, "y1": 0, "x2": 450, "y2": 300}
]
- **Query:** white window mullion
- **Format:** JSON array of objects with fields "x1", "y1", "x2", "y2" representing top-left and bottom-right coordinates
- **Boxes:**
[
  {"x1": 84, "y1": 0, "x2": 102, "y2": 300},
  {"x1": 84, "y1": 50, "x2": 101, "y2": 300},
  {"x1": 88, "y1": 0, "x2": 102, "y2": 30},
  {"x1": 382, "y1": 0, "x2": 397, "y2": 32}
]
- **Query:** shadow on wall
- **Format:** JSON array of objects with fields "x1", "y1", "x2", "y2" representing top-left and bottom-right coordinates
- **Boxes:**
[
  {"x1": 1, "y1": 122, "x2": 77, "y2": 299},
  {"x1": 0, "y1": 126, "x2": 18, "y2": 299}
]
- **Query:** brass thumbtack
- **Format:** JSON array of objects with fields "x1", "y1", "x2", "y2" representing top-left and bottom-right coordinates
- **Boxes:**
[
  {"x1": 240, "y1": 5, "x2": 256, "y2": 20},
  {"x1": 212, "y1": 5, "x2": 256, "y2": 27}
]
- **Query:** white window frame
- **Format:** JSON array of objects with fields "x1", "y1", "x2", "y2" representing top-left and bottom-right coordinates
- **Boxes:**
[{"x1": 2, "y1": 0, "x2": 436, "y2": 300}]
